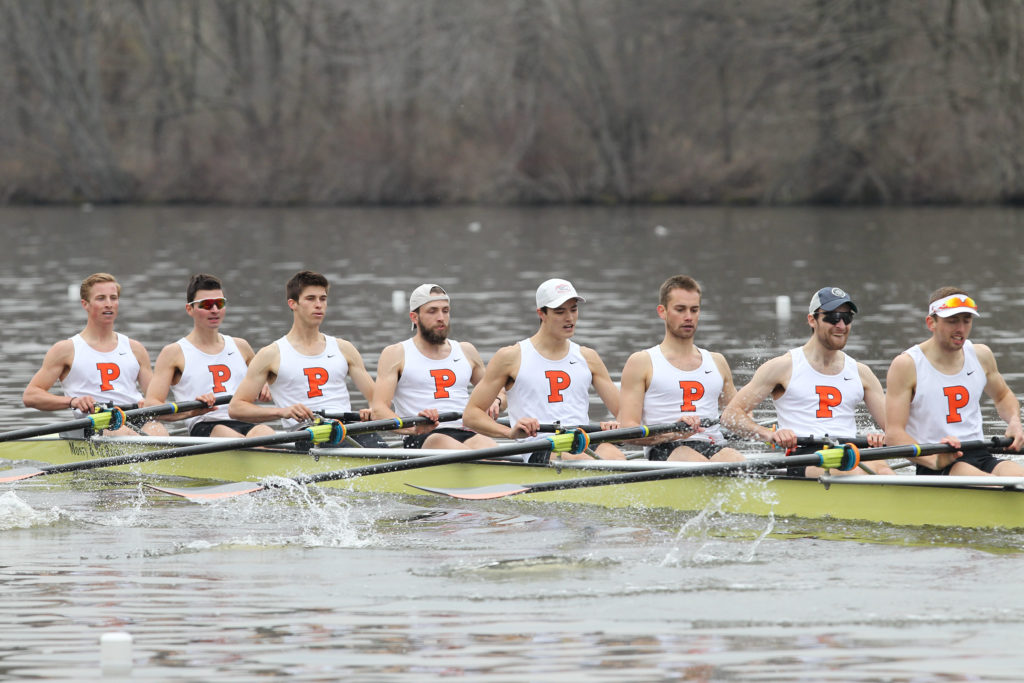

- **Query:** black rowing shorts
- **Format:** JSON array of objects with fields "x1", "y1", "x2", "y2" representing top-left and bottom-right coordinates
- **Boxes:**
[
  {"x1": 403, "y1": 427, "x2": 478, "y2": 449},
  {"x1": 189, "y1": 420, "x2": 260, "y2": 437},
  {"x1": 648, "y1": 439, "x2": 725, "y2": 461},
  {"x1": 916, "y1": 448, "x2": 1005, "y2": 476}
]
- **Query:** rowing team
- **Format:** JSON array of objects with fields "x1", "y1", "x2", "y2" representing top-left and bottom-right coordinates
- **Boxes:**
[{"x1": 21, "y1": 271, "x2": 1024, "y2": 479}]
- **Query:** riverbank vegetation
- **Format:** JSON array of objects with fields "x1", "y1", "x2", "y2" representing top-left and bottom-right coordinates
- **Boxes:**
[{"x1": 1, "y1": 1, "x2": 1022, "y2": 205}]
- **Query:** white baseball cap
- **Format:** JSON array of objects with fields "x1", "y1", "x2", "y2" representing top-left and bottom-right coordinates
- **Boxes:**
[
  {"x1": 409, "y1": 284, "x2": 449, "y2": 312},
  {"x1": 536, "y1": 278, "x2": 585, "y2": 309}
]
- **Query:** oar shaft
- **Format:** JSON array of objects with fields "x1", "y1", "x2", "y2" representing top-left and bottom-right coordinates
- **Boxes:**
[
  {"x1": 297, "y1": 422, "x2": 681, "y2": 484},
  {"x1": 123, "y1": 394, "x2": 233, "y2": 420},
  {"x1": 0, "y1": 396, "x2": 235, "y2": 444},
  {"x1": 316, "y1": 411, "x2": 361, "y2": 422},
  {"x1": 498, "y1": 418, "x2": 718, "y2": 433},
  {"x1": 344, "y1": 412, "x2": 463, "y2": 435},
  {"x1": 794, "y1": 436, "x2": 870, "y2": 448},
  {"x1": 319, "y1": 409, "x2": 464, "y2": 423},
  {"x1": 506, "y1": 438, "x2": 1014, "y2": 495},
  {"x1": 38, "y1": 430, "x2": 315, "y2": 474},
  {"x1": 10, "y1": 410, "x2": 460, "y2": 478},
  {"x1": 0, "y1": 417, "x2": 97, "y2": 443},
  {"x1": 497, "y1": 418, "x2": 605, "y2": 433}
]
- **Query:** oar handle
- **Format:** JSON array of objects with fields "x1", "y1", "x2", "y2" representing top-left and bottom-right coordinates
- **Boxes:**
[
  {"x1": 497, "y1": 417, "x2": 718, "y2": 434},
  {"x1": 123, "y1": 394, "x2": 233, "y2": 420},
  {"x1": 497, "y1": 417, "x2": 605, "y2": 433},
  {"x1": 794, "y1": 435, "x2": 870, "y2": 448},
  {"x1": 315, "y1": 410, "x2": 362, "y2": 422},
  {"x1": 338, "y1": 411, "x2": 464, "y2": 435},
  {"x1": 314, "y1": 411, "x2": 463, "y2": 428}
]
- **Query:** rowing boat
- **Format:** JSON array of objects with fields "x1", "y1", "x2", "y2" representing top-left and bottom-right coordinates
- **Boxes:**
[{"x1": 3, "y1": 434, "x2": 1024, "y2": 529}]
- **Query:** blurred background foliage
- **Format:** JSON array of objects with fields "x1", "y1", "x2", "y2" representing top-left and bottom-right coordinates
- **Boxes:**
[{"x1": 2, "y1": 0, "x2": 1022, "y2": 205}]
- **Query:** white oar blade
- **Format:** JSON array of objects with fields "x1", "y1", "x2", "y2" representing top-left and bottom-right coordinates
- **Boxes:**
[
  {"x1": 408, "y1": 483, "x2": 530, "y2": 500},
  {"x1": 0, "y1": 467, "x2": 47, "y2": 483},
  {"x1": 146, "y1": 481, "x2": 264, "y2": 500}
]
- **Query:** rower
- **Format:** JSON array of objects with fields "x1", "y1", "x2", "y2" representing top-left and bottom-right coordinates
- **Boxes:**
[
  {"x1": 885, "y1": 287, "x2": 1024, "y2": 475},
  {"x1": 22, "y1": 272, "x2": 168, "y2": 436},
  {"x1": 228, "y1": 270, "x2": 379, "y2": 443},
  {"x1": 371, "y1": 284, "x2": 500, "y2": 450},
  {"x1": 463, "y1": 278, "x2": 625, "y2": 462},
  {"x1": 721, "y1": 286, "x2": 894, "y2": 477},
  {"x1": 144, "y1": 273, "x2": 274, "y2": 438},
  {"x1": 618, "y1": 275, "x2": 744, "y2": 462}
]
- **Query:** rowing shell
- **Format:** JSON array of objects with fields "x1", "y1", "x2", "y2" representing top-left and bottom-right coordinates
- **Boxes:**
[{"x1": 2, "y1": 435, "x2": 1024, "y2": 529}]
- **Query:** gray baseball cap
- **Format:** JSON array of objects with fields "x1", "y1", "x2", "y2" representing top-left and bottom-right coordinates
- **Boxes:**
[{"x1": 808, "y1": 286, "x2": 858, "y2": 314}]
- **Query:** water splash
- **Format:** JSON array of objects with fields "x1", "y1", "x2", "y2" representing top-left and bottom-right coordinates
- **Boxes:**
[
  {"x1": 172, "y1": 476, "x2": 376, "y2": 549},
  {"x1": 0, "y1": 490, "x2": 63, "y2": 530},
  {"x1": 661, "y1": 479, "x2": 777, "y2": 566}
]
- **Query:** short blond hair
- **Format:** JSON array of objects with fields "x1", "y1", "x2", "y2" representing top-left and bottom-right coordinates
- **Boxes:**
[
  {"x1": 80, "y1": 273, "x2": 121, "y2": 301},
  {"x1": 659, "y1": 275, "x2": 702, "y2": 307}
]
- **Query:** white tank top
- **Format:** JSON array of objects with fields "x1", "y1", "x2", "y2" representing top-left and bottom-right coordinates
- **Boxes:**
[
  {"x1": 62, "y1": 333, "x2": 143, "y2": 413},
  {"x1": 273, "y1": 335, "x2": 351, "y2": 429},
  {"x1": 905, "y1": 341, "x2": 986, "y2": 442},
  {"x1": 774, "y1": 348, "x2": 864, "y2": 437},
  {"x1": 392, "y1": 338, "x2": 469, "y2": 428},
  {"x1": 172, "y1": 335, "x2": 249, "y2": 429},
  {"x1": 641, "y1": 345, "x2": 725, "y2": 443},
  {"x1": 506, "y1": 339, "x2": 593, "y2": 427}
]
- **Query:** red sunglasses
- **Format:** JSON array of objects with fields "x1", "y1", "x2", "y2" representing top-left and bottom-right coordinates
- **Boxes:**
[{"x1": 188, "y1": 297, "x2": 227, "y2": 310}]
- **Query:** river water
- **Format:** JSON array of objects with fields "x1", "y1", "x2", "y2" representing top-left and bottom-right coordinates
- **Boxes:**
[{"x1": 2, "y1": 206, "x2": 1024, "y2": 680}]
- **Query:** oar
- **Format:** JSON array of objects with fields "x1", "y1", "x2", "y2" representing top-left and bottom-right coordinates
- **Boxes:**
[
  {"x1": 321, "y1": 410, "x2": 465, "y2": 425},
  {"x1": 316, "y1": 410, "x2": 362, "y2": 422},
  {"x1": 145, "y1": 422, "x2": 685, "y2": 501},
  {"x1": 0, "y1": 411, "x2": 459, "y2": 484},
  {"x1": 409, "y1": 437, "x2": 1014, "y2": 500},
  {"x1": 497, "y1": 417, "x2": 605, "y2": 433},
  {"x1": 0, "y1": 395, "x2": 235, "y2": 444},
  {"x1": 793, "y1": 435, "x2": 870, "y2": 448},
  {"x1": 497, "y1": 417, "x2": 719, "y2": 434}
]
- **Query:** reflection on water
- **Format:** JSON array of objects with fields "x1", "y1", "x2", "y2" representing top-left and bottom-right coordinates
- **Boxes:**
[{"x1": 4, "y1": 206, "x2": 1024, "y2": 679}]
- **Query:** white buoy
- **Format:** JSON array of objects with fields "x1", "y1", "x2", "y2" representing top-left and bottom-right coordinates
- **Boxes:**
[
  {"x1": 391, "y1": 290, "x2": 406, "y2": 313},
  {"x1": 468, "y1": 221, "x2": 482, "y2": 233},
  {"x1": 67, "y1": 284, "x2": 79, "y2": 302},
  {"x1": 100, "y1": 631, "x2": 132, "y2": 674},
  {"x1": 653, "y1": 225, "x2": 669, "y2": 237},
  {"x1": 775, "y1": 295, "x2": 791, "y2": 319}
]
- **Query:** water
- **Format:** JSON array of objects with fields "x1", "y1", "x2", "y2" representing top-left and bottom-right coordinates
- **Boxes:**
[{"x1": 3, "y1": 206, "x2": 1024, "y2": 680}]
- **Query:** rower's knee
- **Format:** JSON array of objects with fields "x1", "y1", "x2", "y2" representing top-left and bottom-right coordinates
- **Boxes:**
[{"x1": 141, "y1": 421, "x2": 169, "y2": 437}]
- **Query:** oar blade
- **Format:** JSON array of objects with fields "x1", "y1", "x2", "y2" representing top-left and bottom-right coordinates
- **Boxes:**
[
  {"x1": 0, "y1": 467, "x2": 46, "y2": 483},
  {"x1": 408, "y1": 482, "x2": 531, "y2": 500},
  {"x1": 146, "y1": 481, "x2": 265, "y2": 500}
]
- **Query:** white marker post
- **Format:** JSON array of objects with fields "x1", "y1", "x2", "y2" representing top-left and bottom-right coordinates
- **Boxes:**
[
  {"x1": 775, "y1": 295, "x2": 791, "y2": 319},
  {"x1": 100, "y1": 631, "x2": 133, "y2": 675},
  {"x1": 391, "y1": 290, "x2": 405, "y2": 313}
]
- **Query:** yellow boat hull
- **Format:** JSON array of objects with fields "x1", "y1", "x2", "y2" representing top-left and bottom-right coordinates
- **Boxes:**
[{"x1": 3, "y1": 436, "x2": 1024, "y2": 529}]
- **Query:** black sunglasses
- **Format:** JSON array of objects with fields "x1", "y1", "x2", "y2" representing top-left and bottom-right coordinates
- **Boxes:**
[{"x1": 818, "y1": 310, "x2": 854, "y2": 325}]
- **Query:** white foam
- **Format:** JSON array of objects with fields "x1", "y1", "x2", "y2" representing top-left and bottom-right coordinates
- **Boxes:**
[{"x1": 0, "y1": 491, "x2": 62, "y2": 530}]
